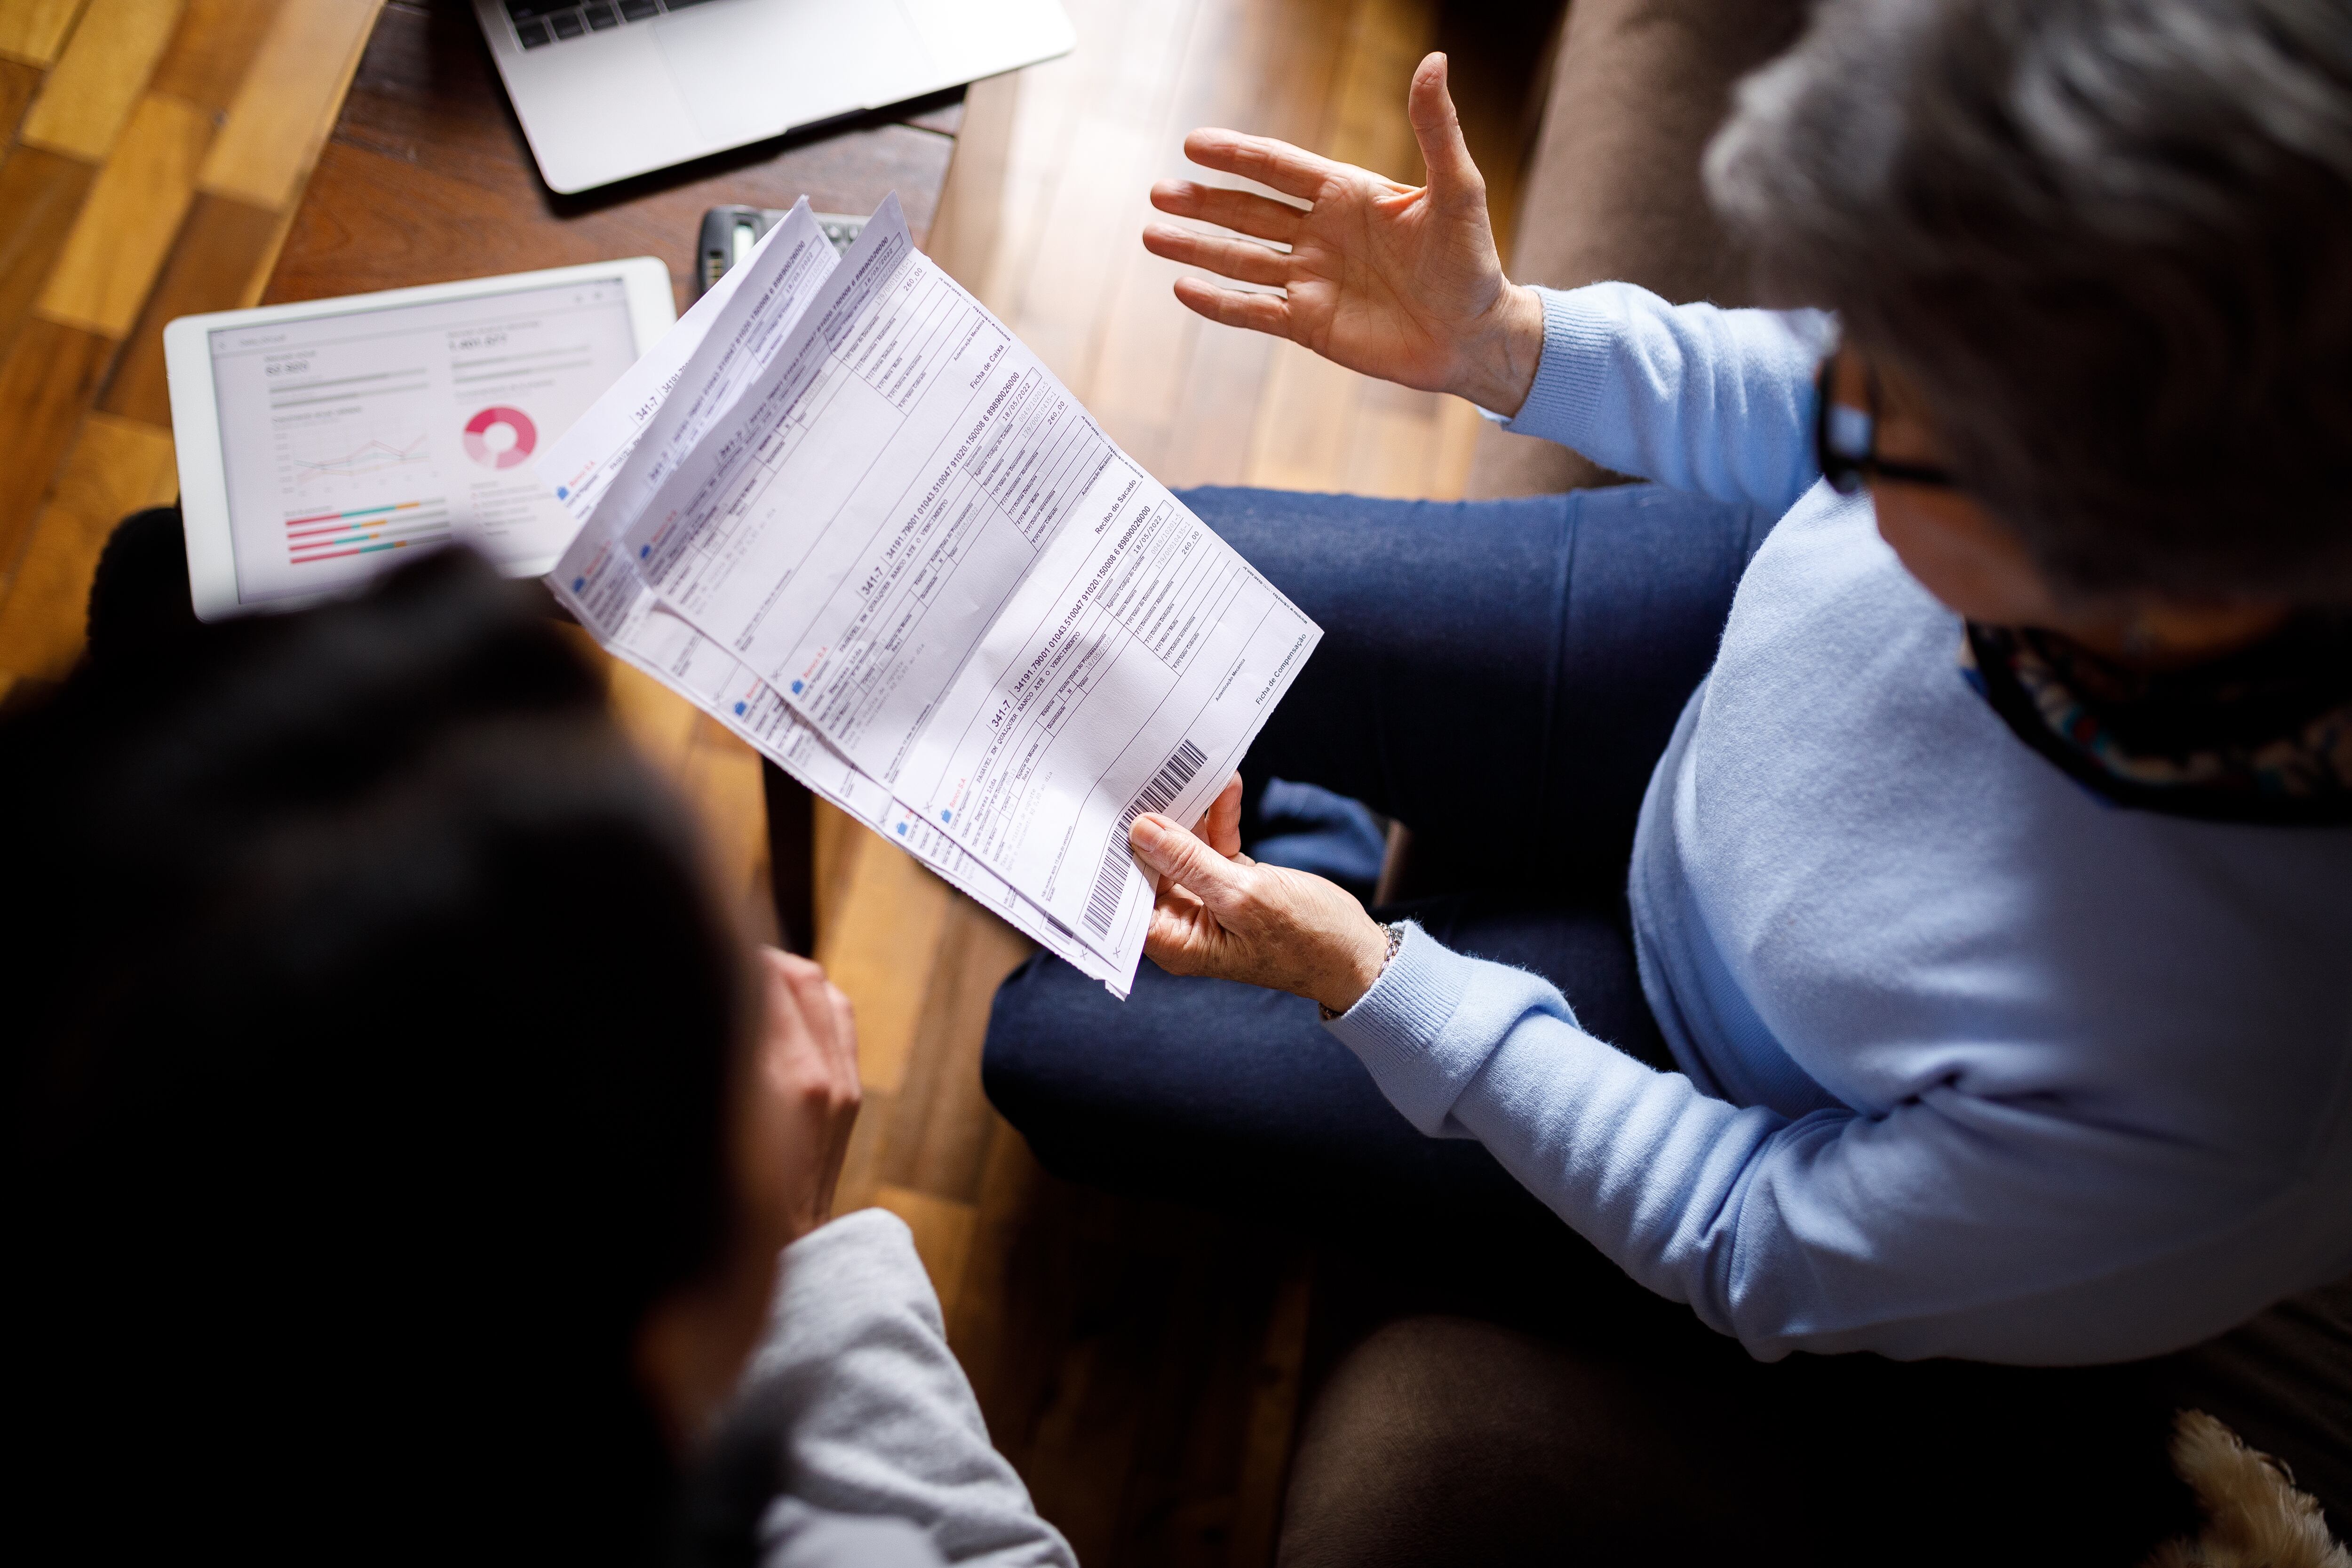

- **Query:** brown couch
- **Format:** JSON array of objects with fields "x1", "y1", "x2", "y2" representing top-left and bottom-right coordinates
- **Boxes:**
[{"x1": 1465, "y1": 0, "x2": 1809, "y2": 498}]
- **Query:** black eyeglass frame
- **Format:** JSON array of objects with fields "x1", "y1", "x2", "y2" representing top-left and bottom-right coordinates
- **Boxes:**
[{"x1": 1813, "y1": 350, "x2": 1961, "y2": 495}]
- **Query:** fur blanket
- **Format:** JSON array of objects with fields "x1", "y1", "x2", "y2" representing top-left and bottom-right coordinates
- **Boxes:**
[{"x1": 2147, "y1": 1412, "x2": 2348, "y2": 1568}]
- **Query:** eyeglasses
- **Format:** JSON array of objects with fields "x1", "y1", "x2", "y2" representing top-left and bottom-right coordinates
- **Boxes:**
[{"x1": 1813, "y1": 350, "x2": 1960, "y2": 495}]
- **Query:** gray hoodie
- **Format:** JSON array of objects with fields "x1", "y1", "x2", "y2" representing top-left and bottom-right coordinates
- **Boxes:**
[{"x1": 725, "y1": 1210, "x2": 1076, "y2": 1568}]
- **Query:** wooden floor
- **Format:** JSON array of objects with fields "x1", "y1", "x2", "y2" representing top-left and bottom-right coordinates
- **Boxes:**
[{"x1": 0, "y1": 1, "x2": 1545, "y2": 1561}]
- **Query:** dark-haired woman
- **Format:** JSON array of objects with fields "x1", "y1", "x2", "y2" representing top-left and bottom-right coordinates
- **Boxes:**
[
  {"x1": 983, "y1": 0, "x2": 2352, "y2": 1558},
  {"x1": 4, "y1": 515, "x2": 1075, "y2": 1567}
]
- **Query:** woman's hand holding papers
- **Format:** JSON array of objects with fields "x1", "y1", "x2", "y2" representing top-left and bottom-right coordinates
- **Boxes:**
[
  {"x1": 1142, "y1": 52, "x2": 1547, "y2": 417},
  {"x1": 1133, "y1": 774, "x2": 1394, "y2": 1017}
]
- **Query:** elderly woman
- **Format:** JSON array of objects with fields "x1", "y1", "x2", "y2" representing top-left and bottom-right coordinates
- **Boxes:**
[{"x1": 984, "y1": 0, "x2": 2352, "y2": 1557}]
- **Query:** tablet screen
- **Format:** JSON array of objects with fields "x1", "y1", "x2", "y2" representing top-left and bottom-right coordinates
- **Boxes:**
[{"x1": 207, "y1": 276, "x2": 642, "y2": 605}]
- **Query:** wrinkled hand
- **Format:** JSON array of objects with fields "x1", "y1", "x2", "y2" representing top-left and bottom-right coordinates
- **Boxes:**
[
  {"x1": 1131, "y1": 774, "x2": 1392, "y2": 1015},
  {"x1": 1142, "y1": 52, "x2": 1545, "y2": 415},
  {"x1": 752, "y1": 947, "x2": 862, "y2": 1243}
]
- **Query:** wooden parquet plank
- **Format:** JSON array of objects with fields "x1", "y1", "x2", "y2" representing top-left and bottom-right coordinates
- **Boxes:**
[
  {"x1": 1082, "y1": 0, "x2": 1264, "y2": 482},
  {"x1": 0, "y1": 54, "x2": 38, "y2": 139},
  {"x1": 97, "y1": 192, "x2": 283, "y2": 426},
  {"x1": 1012, "y1": 115, "x2": 1164, "y2": 396},
  {"x1": 196, "y1": 0, "x2": 376, "y2": 213},
  {"x1": 810, "y1": 800, "x2": 862, "y2": 947},
  {"x1": 1086, "y1": 276, "x2": 1198, "y2": 478},
  {"x1": 0, "y1": 0, "x2": 87, "y2": 66},
  {"x1": 1241, "y1": 342, "x2": 1363, "y2": 490},
  {"x1": 831, "y1": 1082, "x2": 895, "y2": 1222},
  {"x1": 36, "y1": 91, "x2": 208, "y2": 337},
  {"x1": 1429, "y1": 392, "x2": 1482, "y2": 500},
  {"x1": 919, "y1": 71, "x2": 1017, "y2": 300},
  {"x1": 1009, "y1": 1232, "x2": 1182, "y2": 1564},
  {"x1": 961, "y1": 1, "x2": 1104, "y2": 317},
  {"x1": 148, "y1": 0, "x2": 286, "y2": 116},
  {"x1": 678, "y1": 716, "x2": 781, "y2": 950},
  {"x1": 17, "y1": 0, "x2": 179, "y2": 160},
  {"x1": 0, "y1": 410, "x2": 173, "y2": 681},
  {"x1": 944, "y1": 1126, "x2": 1064, "y2": 1401},
  {"x1": 1341, "y1": 374, "x2": 1442, "y2": 500},
  {"x1": 987, "y1": 0, "x2": 1198, "y2": 377},
  {"x1": 1322, "y1": 0, "x2": 1429, "y2": 178},
  {"x1": 1227, "y1": 1250, "x2": 1315, "y2": 1567},
  {"x1": 603, "y1": 654, "x2": 703, "y2": 776},
  {"x1": 1149, "y1": 0, "x2": 1356, "y2": 490},
  {"x1": 0, "y1": 317, "x2": 114, "y2": 574},
  {"x1": 819, "y1": 840, "x2": 955, "y2": 1098},
  {"x1": 948, "y1": 1146, "x2": 1314, "y2": 1568},
  {"x1": 584, "y1": 665, "x2": 781, "y2": 955},
  {"x1": 873, "y1": 1184, "x2": 980, "y2": 1320},
  {"x1": 1158, "y1": 311, "x2": 1278, "y2": 490},
  {"x1": 0, "y1": 145, "x2": 95, "y2": 363},
  {"x1": 1120, "y1": 1230, "x2": 1311, "y2": 1567},
  {"x1": 874, "y1": 895, "x2": 1033, "y2": 1203},
  {"x1": 1234, "y1": 0, "x2": 1432, "y2": 498}
]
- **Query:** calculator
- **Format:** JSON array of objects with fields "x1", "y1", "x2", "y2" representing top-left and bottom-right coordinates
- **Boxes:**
[{"x1": 697, "y1": 206, "x2": 867, "y2": 297}]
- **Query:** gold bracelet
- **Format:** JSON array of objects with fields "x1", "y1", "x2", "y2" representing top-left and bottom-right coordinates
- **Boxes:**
[{"x1": 1320, "y1": 921, "x2": 1404, "y2": 1022}]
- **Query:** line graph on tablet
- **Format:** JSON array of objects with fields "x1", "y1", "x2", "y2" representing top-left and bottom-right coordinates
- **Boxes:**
[
  {"x1": 289, "y1": 434, "x2": 430, "y2": 484},
  {"x1": 282, "y1": 429, "x2": 433, "y2": 490}
]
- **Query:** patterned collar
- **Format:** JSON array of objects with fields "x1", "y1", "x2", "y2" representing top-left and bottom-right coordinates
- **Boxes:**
[{"x1": 1960, "y1": 616, "x2": 2352, "y2": 825}]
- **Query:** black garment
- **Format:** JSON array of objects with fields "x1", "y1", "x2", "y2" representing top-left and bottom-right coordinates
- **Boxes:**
[
  {"x1": 1966, "y1": 614, "x2": 2352, "y2": 824},
  {"x1": 84, "y1": 505, "x2": 204, "y2": 656}
]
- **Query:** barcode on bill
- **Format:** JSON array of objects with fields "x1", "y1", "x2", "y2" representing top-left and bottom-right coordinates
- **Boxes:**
[{"x1": 1081, "y1": 738, "x2": 1210, "y2": 936}]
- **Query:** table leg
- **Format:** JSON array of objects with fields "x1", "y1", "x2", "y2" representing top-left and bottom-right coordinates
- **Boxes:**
[{"x1": 763, "y1": 761, "x2": 817, "y2": 956}]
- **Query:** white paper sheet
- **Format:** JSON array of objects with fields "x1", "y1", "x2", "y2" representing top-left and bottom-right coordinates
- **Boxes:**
[
  {"x1": 539, "y1": 202, "x2": 1131, "y2": 992},
  {"x1": 618, "y1": 197, "x2": 1320, "y2": 980},
  {"x1": 554, "y1": 514, "x2": 1127, "y2": 990},
  {"x1": 540, "y1": 200, "x2": 839, "y2": 531}
]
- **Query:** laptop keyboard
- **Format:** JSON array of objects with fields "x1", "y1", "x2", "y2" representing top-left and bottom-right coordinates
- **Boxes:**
[{"x1": 503, "y1": 0, "x2": 723, "y2": 49}]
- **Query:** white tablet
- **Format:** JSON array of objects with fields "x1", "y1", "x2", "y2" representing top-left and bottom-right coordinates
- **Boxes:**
[{"x1": 164, "y1": 258, "x2": 675, "y2": 621}]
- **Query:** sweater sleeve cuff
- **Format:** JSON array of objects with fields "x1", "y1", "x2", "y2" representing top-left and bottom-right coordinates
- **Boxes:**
[
  {"x1": 1494, "y1": 285, "x2": 1620, "y2": 450},
  {"x1": 1324, "y1": 921, "x2": 1488, "y2": 1135},
  {"x1": 769, "y1": 1208, "x2": 939, "y2": 1345}
]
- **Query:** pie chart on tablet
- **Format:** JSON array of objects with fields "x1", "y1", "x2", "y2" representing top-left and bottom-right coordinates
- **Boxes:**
[{"x1": 462, "y1": 406, "x2": 536, "y2": 469}]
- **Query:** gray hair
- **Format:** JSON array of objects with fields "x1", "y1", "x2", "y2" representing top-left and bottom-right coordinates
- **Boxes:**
[{"x1": 1705, "y1": 0, "x2": 2352, "y2": 603}]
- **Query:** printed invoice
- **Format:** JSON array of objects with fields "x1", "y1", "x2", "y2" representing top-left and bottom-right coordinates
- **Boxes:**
[
  {"x1": 619, "y1": 197, "x2": 1319, "y2": 973},
  {"x1": 552, "y1": 196, "x2": 1321, "y2": 990},
  {"x1": 540, "y1": 204, "x2": 1129, "y2": 989},
  {"x1": 555, "y1": 508, "x2": 1131, "y2": 989}
]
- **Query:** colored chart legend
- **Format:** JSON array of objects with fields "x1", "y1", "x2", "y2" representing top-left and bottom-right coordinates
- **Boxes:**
[{"x1": 285, "y1": 498, "x2": 450, "y2": 565}]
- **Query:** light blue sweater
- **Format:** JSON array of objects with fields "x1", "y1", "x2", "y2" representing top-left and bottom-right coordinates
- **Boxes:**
[{"x1": 1328, "y1": 282, "x2": 2352, "y2": 1365}]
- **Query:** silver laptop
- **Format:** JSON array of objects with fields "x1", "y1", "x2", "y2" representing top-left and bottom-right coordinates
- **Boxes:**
[{"x1": 474, "y1": 0, "x2": 1074, "y2": 195}]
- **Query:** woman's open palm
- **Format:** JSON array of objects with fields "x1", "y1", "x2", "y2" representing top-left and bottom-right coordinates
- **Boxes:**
[{"x1": 1143, "y1": 52, "x2": 1542, "y2": 414}]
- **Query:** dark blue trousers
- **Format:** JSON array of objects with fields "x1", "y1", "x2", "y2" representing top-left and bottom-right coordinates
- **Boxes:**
[{"x1": 982, "y1": 484, "x2": 1776, "y2": 1245}]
